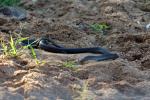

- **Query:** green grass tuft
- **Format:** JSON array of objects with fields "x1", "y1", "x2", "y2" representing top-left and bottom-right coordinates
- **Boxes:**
[
  {"x1": 63, "y1": 61, "x2": 76, "y2": 69},
  {"x1": 28, "y1": 45, "x2": 40, "y2": 65},
  {"x1": 0, "y1": 0, "x2": 21, "y2": 6},
  {"x1": 1, "y1": 35, "x2": 28, "y2": 57},
  {"x1": 0, "y1": 35, "x2": 43, "y2": 65},
  {"x1": 90, "y1": 22, "x2": 110, "y2": 35}
]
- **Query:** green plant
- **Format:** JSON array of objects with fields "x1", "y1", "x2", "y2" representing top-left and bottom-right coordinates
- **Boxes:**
[
  {"x1": 80, "y1": 81, "x2": 89, "y2": 100},
  {"x1": 28, "y1": 45, "x2": 41, "y2": 65},
  {"x1": 75, "y1": 81, "x2": 95, "y2": 100},
  {"x1": 1, "y1": 39, "x2": 8, "y2": 56},
  {"x1": 9, "y1": 35, "x2": 17, "y2": 56},
  {"x1": 90, "y1": 22, "x2": 110, "y2": 35},
  {"x1": 1, "y1": 35, "x2": 28, "y2": 57},
  {"x1": 63, "y1": 61, "x2": 76, "y2": 69},
  {"x1": 0, "y1": 0, "x2": 21, "y2": 6},
  {"x1": 0, "y1": 35, "x2": 44, "y2": 65},
  {"x1": 10, "y1": 35, "x2": 29, "y2": 57}
]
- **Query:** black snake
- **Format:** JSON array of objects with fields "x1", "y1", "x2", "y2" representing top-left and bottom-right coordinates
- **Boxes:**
[{"x1": 21, "y1": 38, "x2": 119, "y2": 63}]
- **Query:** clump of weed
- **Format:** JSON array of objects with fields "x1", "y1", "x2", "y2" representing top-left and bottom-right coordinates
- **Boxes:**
[
  {"x1": 79, "y1": 81, "x2": 89, "y2": 100},
  {"x1": 0, "y1": 0, "x2": 21, "y2": 7},
  {"x1": 90, "y1": 22, "x2": 111, "y2": 35},
  {"x1": 75, "y1": 80, "x2": 95, "y2": 100},
  {"x1": 0, "y1": 35, "x2": 28, "y2": 57},
  {"x1": 1, "y1": 39, "x2": 8, "y2": 56},
  {"x1": 28, "y1": 45, "x2": 45, "y2": 65},
  {"x1": 0, "y1": 35, "x2": 44, "y2": 65},
  {"x1": 63, "y1": 61, "x2": 77, "y2": 69}
]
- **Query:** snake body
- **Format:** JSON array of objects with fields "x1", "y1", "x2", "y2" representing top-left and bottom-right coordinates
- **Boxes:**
[{"x1": 21, "y1": 38, "x2": 119, "y2": 63}]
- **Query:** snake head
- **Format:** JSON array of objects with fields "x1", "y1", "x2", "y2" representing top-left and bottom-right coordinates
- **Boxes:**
[{"x1": 20, "y1": 38, "x2": 40, "y2": 48}]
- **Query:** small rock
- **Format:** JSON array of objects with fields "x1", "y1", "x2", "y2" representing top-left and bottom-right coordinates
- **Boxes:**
[
  {"x1": 0, "y1": 7, "x2": 27, "y2": 20},
  {"x1": 146, "y1": 23, "x2": 150, "y2": 30}
]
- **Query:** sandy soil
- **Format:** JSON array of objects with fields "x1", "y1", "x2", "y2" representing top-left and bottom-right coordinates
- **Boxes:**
[{"x1": 0, "y1": 0, "x2": 150, "y2": 100}]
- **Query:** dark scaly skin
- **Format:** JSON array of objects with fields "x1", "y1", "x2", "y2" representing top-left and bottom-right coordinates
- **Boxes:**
[{"x1": 20, "y1": 38, "x2": 119, "y2": 63}]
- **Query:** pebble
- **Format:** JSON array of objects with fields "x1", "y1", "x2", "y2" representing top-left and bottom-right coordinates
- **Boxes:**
[{"x1": 146, "y1": 23, "x2": 150, "y2": 30}]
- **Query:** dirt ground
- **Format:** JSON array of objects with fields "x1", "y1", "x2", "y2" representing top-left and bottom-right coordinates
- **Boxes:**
[{"x1": 0, "y1": 0, "x2": 150, "y2": 100}]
